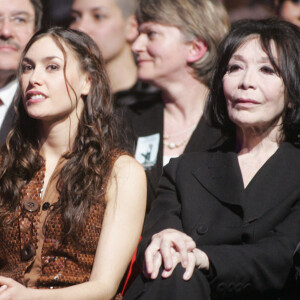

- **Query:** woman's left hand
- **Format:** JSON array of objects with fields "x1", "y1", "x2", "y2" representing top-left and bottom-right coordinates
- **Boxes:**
[{"x1": 0, "y1": 276, "x2": 32, "y2": 300}]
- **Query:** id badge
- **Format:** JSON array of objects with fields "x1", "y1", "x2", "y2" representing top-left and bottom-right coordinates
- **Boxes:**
[{"x1": 135, "y1": 133, "x2": 160, "y2": 169}]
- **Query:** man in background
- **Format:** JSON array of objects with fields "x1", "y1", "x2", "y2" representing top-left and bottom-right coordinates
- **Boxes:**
[
  {"x1": 0, "y1": 0, "x2": 43, "y2": 144},
  {"x1": 70, "y1": 0, "x2": 158, "y2": 107}
]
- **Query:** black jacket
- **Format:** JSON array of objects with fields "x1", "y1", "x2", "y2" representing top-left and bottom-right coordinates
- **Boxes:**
[
  {"x1": 126, "y1": 96, "x2": 223, "y2": 212},
  {"x1": 127, "y1": 141, "x2": 300, "y2": 299}
]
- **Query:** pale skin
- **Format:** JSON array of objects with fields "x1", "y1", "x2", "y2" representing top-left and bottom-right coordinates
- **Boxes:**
[
  {"x1": 132, "y1": 22, "x2": 209, "y2": 158},
  {"x1": 142, "y1": 37, "x2": 287, "y2": 281},
  {"x1": 0, "y1": 36, "x2": 147, "y2": 300}
]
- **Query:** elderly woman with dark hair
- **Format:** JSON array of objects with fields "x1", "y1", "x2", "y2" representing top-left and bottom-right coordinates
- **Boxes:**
[{"x1": 124, "y1": 18, "x2": 300, "y2": 300}]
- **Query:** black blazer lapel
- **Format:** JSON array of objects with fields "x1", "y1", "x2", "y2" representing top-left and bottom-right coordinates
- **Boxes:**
[
  {"x1": 243, "y1": 143, "x2": 300, "y2": 222},
  {"x1": 191, "y1": 144, "x2": 244, "y2": 207}
]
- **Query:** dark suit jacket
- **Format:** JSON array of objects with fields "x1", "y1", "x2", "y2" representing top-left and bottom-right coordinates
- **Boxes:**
[
  {"x1": 0, "y1": 99, "x2": 16, "y2": 146},
  {"x1": 137, "y1": 140, "x2": 300, "y2": 298},
  {"x1": 126, "y1": 96, "x2": 223, "y2": 212}
]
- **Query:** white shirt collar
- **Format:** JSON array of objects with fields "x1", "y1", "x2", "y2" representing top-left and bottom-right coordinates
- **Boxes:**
[{"x1": 0, "y1": 79, "x2": 19, "y2": 106}]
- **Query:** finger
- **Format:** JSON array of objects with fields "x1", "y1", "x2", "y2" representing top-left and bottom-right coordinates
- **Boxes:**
[
  {"x1": 174, "y1": 236, "x2": 190, "y2": 268},
  {"x1": 160, "y1": 238, "x2": 174, "y2": 270},
  {"x1": 185, "y1": 238, "x2": 196, "y2": 251},
  {"x1": 161, "y1": 251, "x2": 181, "y2": 278},
  {"x1": 183, "y1": 252, "x2": 196, "y2": 281},
  {"x1": 172, "y1": 233, "x2": 195, "y2": 268},
  {"x1": 150, "y1": 252, "x2": 162, "y2": 279},
  {"x1": 144, "y1": 238, "x2": 161, "y2": 274}
]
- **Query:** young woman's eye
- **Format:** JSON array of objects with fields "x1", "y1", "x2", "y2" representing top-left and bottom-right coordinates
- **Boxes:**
[
  {"x1": 261, "y1": 66, "x2": 275, "y2": 74},
  {"x1": 227, "y1": 64, "x2": 241, "y2": 73},
  {"x1": 21, "y1": 64, "x2": 33, "y2": 73},
  {"x1": 46, "y1": 64, "x2": 59, "y2": 71}
]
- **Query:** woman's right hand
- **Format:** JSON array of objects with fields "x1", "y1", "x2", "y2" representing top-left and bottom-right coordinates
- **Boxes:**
[{"x1": 144, "y1": 229, "x2": 198, "y2": 280}]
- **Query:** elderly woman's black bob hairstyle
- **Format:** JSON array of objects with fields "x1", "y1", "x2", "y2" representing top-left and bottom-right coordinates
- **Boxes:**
[{"x1": 206, "y1": 18, "x2": 300, "y2": 144}]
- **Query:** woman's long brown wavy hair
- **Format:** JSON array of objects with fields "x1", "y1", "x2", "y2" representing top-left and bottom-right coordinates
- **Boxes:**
[{"x1": 0, "y1": 27, "x2": 131, "y2": 237}]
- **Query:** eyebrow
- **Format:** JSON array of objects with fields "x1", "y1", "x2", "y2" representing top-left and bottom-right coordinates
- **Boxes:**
[
  {"x1": 0, "y1": 11, "x2": 32, "y2": 16},
  {"x1": 230, "y1": 54, "x2": 271, "y2": 63},
  {"x1": 23, "y1": 56, "x2": 64, "y2": 63},
  {"x1": 71, "y1": 6, "x2": 108, "y2": 14}
]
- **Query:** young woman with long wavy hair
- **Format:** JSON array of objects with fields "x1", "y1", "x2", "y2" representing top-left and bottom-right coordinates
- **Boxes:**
[{"x1": 0, "y1": 27, "x2": 146, "y2": 300}]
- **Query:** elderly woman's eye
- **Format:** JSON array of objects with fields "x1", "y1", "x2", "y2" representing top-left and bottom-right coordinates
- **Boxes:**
[
  {"x1": 227, "y1": 64, "x2": 240, "y2": 73},
  {"x1": 261, "y1": 66, "x2": 275, "y2": 74}
]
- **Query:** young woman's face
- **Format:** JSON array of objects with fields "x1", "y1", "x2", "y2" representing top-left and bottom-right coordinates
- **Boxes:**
[
  {"x1": 223, "y1": 37, "x2": 286, "y2": 132},
  {"x1": 20, "y1": 36, "x2": 90, "y2": 122},
  {"x1": 132, "y1": 22, "x2": 191, "y2": 87}
]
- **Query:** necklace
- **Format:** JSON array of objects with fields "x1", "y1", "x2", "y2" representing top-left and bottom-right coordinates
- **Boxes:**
[
  {"x1": 163, "y1": 123, "x2": 197, "y2": 140},
  {"x1": 163, "y1": 138, "x2": 190, "y2": 149},
  {"x1": 163, "y1": 123, "x2": 197, "y2": 150}
]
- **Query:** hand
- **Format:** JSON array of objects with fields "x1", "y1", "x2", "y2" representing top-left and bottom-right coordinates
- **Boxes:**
[
  {"x1": 143, "y1": 229, "x2": 197, "y2": 280},
  {"x1": 0, "y1": 276, "x2": 32, "y2": 300}
]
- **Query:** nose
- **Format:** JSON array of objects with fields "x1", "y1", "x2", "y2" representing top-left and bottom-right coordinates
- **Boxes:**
[
  {"x1": 240, "y1": 68, "x2": 256, "y2": 90},
  {"x1": 28, "y1": 68, "x2": 43, "y2": 86},
  {"x1": 0, "y1": 17, "x2": 13, "y2": 39},
  {"x1": 132, "y1": 33, "x2": 147, "y2": 54}
]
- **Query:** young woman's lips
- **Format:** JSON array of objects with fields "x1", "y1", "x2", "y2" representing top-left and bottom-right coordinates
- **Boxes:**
[{"x1": 26, "y1": 91, "x2": 48, "y2": 104}]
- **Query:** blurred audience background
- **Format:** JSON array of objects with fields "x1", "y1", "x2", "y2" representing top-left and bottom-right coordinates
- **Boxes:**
[{"x1": 40, "y1": 0, "x2": 279, "y2": 29}]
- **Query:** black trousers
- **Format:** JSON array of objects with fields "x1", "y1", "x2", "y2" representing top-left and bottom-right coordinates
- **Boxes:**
[{"x1": 123, "y1": 265, "x2": 211, "y2": 300}]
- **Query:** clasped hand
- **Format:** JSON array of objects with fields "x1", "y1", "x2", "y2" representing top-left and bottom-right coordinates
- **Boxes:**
[{"x1": 144, "y1": 229, "x2": 209, "y2": 281}]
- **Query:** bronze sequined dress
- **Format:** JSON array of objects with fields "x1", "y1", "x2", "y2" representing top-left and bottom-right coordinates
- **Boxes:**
[{"x1": 0, "y1": 157, "x2": 106, "y2": 288}]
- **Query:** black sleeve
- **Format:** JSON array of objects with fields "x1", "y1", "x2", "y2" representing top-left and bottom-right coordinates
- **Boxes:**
[{"x1": 137, "y1": 157, "x2": 184, "y2": 266}]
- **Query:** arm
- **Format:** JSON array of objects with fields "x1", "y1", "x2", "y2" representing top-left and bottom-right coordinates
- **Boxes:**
[
  {"x1": 137, "y1": 157, "x2": 202, "y2": 279},
  {"x1": 0, "y1": 155, "x2": 147, "y2": 300}
]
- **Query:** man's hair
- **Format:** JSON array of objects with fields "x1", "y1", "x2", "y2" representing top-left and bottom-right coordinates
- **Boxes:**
[
  {"x1": 30, "y1": 0, "x2": 43, "y2": 30},
  {"x1": 136, "y1": 0, "x2": 229, "y2": 86},
  {"x1": 115, "y1": 0, "x2": 137, "y2": 18}
]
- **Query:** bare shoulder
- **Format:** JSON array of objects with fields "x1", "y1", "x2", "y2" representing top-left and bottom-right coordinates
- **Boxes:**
[
  {"x1": 105, "y1": 155, "x2": 146, "y2": 204},
  {"x1": 110, "y1": 154, "x2": 145, "y2": 180}
]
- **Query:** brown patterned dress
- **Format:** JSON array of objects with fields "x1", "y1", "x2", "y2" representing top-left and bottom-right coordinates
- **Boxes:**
[{"x1": 0, "y1": 157, "x2": 106, "y2": 289}]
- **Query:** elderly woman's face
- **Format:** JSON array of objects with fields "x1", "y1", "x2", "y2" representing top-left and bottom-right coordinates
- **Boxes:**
[{"x1": 223, "y1": 37, "x2": 285, "y2": 131}]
